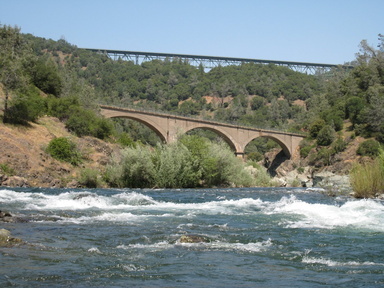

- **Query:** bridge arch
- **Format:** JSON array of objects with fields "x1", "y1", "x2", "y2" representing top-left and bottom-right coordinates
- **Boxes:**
[
  {"x1": 106, "y1": 115, "x2": 168, "y2": 143},
  {"x1": 243, "y1": 135, "x2": 291, "y2": 159},
  {"x1": 183, "y1": 126, "x2": 239, "y2": 153}
]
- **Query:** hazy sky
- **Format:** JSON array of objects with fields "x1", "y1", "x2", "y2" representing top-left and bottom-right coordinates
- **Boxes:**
[{"x1": 1, "y1": 0, "x2": 383, "y2": 65}]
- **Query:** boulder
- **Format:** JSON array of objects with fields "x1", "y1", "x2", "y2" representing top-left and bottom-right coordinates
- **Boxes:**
[
  {"x1": 273, "y1": 166, "x2": 316, "y2": 188},
  {"x1": 0, "y1": 174, "x2": 7, "y2": 182},
  {"x1": 49, "y1": 178, "x2": 62, "y2": 188},
  {"x1": 178, "y1": 235, "x2": 211, "y2": 243},
  {"x1": 312, "y1": 171, "x2": 351, "y2": 192},
  {"x1": 273, "y1": 177, "x2": 287, "y2": 187},
  {"x1": 2, "y1": 176, "x2": 29, "y2": 187},
  {"x1": 67, "y1": 180, "x2": 80, "y2": 188},
  {"x1": 0, "y1": 228, "x2": 23, "y2": 247},
  {"x1": 0, "y1": 210, "x2": 29, "y2": 223}
]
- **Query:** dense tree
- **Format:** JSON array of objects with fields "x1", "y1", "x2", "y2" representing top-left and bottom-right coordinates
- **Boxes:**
[
  {"x1": 0, "y1": 25, "x2": 31, "y2": 122},
  {"x1": 29, "y1": 57, "x2": 63, "y2": 96},
  {"x1": 316, "y1": 125, "x2": 336, "y2": 146}
]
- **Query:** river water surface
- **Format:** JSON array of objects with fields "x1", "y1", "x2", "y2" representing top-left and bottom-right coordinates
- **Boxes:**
[{"x1": 1, "y1": 187, "x2": 384, "y2": 287}]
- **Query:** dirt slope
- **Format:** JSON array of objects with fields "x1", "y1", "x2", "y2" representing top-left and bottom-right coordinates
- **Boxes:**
[{"x1": 0, "y1": 117, "x2": 119, "y2": 187}]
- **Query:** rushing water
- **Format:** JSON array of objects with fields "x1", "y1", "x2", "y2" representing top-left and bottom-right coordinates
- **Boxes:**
[{"x1": 1, "y1": 187, "x2": 384, "y2": 287}]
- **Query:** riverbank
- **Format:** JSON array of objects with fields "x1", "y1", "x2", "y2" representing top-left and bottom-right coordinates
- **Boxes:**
[
  {"x1": 0, "y1": 116, "x2": 121, "y2": 188},
  {"x1": 0, "y1": 116, "x2": 356, "y2": 191}
]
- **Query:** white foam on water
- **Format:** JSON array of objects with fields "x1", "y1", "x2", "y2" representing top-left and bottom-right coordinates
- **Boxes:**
[
  {"x1": 112, "y1": 191, "x2": 158, "y2": 206},
  {"x1": 0, "y1": 189, "x2": 48, "y2": 203},
  {"x1": 3, "y1": 189, "x2": 384, "y2": 232},
  {"x1": 150, "y1": 197, "x2": 265, "y2": 216},
  {"x1": 207, "y1": 238, "x2": 273, "y2": 253},
  {"x1": 0, "y1": 190, "x2": 158, "y2": 211},
  {"x1": 117, "y1": 241, "x2": 172, "y2": 251},
  {"x1": 177, "y1": 223, "x2": 229, "y2": 230},
  {"x1": 88, "y1": 247, "x2": 102, "y2": 254},
  {"x1": 117, "y1": 238, "x2": 272, "y2": 254},
  {"x1": 120, "y1": 264, "x2": 146, "y2": 272},
  {"x1": 57, "y1": 212, "x2": 144, "y2": 224},
  {"x1": 266, "y1": 195, "x2": 384, "y2": 231},
  {"x1": 302, "y1": 256, "x2": 384, "y2": 267}
]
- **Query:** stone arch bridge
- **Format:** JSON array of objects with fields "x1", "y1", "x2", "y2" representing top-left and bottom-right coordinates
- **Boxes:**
[{"x1": 99, "y1": 105, "x2": 305, "y2": 159}]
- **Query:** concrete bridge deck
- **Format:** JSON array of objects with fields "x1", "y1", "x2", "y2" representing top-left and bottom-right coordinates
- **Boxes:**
[{"x1": 99, "y1": 105, "x2": 306, "y2": 159}]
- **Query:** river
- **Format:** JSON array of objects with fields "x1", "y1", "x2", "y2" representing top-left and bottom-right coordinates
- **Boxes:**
[{"x1": 1, "y1": 187, "x2": 383, "y2": 287}]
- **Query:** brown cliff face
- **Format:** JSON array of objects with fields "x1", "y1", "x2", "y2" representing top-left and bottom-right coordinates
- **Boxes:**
[{"x1": 0, "y1": 117, "x2": 119, "y2": 188}]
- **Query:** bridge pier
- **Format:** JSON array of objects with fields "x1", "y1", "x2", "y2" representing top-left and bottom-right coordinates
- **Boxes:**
[{"x1": 235, "y1": 152, "x2": 245, "y2": 159}]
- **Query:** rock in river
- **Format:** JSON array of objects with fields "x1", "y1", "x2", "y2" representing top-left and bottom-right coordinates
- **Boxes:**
[
  {"x1": 0, "y1": 210, "x2": 29, "y2": 223},
  {"x1": 178, "y1": 234, "x2": 211, "y2": 243},
  {"x1": 0, "y1": 228, "x2": 23, "y2": 247}
]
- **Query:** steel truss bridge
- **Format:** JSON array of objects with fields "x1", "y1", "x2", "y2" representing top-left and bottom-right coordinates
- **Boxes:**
[{"x1": 84, "y1": 48, "x2": 353, "y2": 74}]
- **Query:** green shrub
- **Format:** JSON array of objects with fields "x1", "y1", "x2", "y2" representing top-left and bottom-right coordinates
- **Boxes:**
[
  {"x1": 79, "y1": 168, "x2": 100, "y2": 188},
  {"x1": 309, "y1": 119, "x2": 325, "y2": 138},
  {"x1": 47, "y1": 96, "x2": 80, "y2": 120},
  {"x1": 252, "y1": 165, "x2": 273, "y2": 187},
  {"x1": 316, "y1": 148, "x2": 332, "y2": 166},
  {"x1": 328, "y1": 115, "x2": 344, "y2": 132},
  {"x1": 300, "y1": 145, "x2": 312, "y2": 158},
  {"x1": 30, "y1": 58, "x2": 63, "y2": 96},
  {"x1": 152, "y1": 142, "x2": 201, "y2": 188},
  {"x1": 297, "y1": 167, "x2": 305, "y2": 174},
  {"x1": 4, "y1": 86, "x2": 47, "y2": 124},
  {"x1": 46, "y1": 137, "x2": 82, "y2": 165},
  {"x1": 0, "y1": 163, "x2": 15, "y2": 176},
  {"x1": 117, "y1": 132, "x2": 136, "y2": 147},
  {"x1": 345, "y1": 96, "x2": 365, "y2": 126},
  {"x1": 357, "y1": 139, "x2": 381, "y2": 157},
  {"x1": 105, "y1": 145, "x2": 155, "y2": 188},
  {"x1": 65, "y1": 107, "x2": 114, "y2": 139},
  {"x1": 203, "y1": 141, "x2": 254, "y2": 187},
  {"x1": 105, "y1": 136, "x2": 258, "y2": 188},
  {"x1": 290, "y1": 178, "x2": 301, "y2": 187},
  {"x1": 92, "y1": 117, "x2": 114, "y2": 140},
  {"x1": 331, "y1": 137, "x2": 348, "y2": 153},
  {"x1": 317, "y1": 125, "x2": 335, "y2": 146},
  {"x1": 350, "y1": 150, "x2": 384, "y2": 198},
  {"x1": 247, "y1": 151, "x2": 263, "y2": 162}
]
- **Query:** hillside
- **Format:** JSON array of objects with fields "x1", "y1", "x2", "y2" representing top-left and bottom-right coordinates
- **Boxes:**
[
  {"x1": 0, "y1": 116, "x2": 120, "y2": 188},
  {"x1": 0, "y1": 106, "x2": 364, "y2": 189},
  {"x1": 0, "y1": 26, "x2": 383, "y2": 190},
  {"x1": 0, "y1": 84, "x2": 369, "y2": 190}
]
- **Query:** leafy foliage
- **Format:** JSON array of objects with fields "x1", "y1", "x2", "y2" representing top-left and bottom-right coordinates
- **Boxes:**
[
  {"x1": 0, "y1": 163, "x2": 15, "y2": 176},
  {"x1": 79, "y1": 168, "x2": 101, "y2": 188},
  {"x1": 350, "y1": 149, "x2": 384, "y2": 198},
  {"x1": 309, "y1": 119, "x2": 325, "y2": 138},
  {"x1": 105, "y1": 145, "x2": 155, "y2": 188},
  {"x1": 357, "y1": 139, "x2": 381, "y2": 157},
  {"x1": 105, "y1": 136, "x2": 258, "y2": 188},
  {"x1": 46, "y1": 137, "x2": 82, "y2": 165},
  {"x1": 316, "y1": 125, "x2": 335, "y2": 146},
  {"x1": 65, "y1": 107, "x2": 114, "y2": 139},
  {"x1": 29, "y1": 58, "x2": 63, "y2": 96}
]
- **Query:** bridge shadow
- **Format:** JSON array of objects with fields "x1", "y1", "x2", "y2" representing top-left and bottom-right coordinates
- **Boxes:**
[{"x1": 265, "y1": 150, "x2": 288, "y2": 177}]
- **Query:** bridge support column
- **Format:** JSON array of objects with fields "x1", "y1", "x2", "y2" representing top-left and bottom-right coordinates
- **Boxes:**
[{"x1": 235, "y1": 152, "x2": 245, "y2": 159}]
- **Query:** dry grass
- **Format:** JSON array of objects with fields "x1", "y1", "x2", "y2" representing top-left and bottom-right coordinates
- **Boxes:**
[{"x1": 350, "y1": 153, "x2": 384, "y2": 198}]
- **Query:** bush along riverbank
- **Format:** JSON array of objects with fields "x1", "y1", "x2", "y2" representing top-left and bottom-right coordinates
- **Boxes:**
[
  {"x1": 350, "y1": 149, "x2": 384, "y2": 198},
  {"x1": 2, "y1": 115, "x2": 384, "y2": 198}
]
